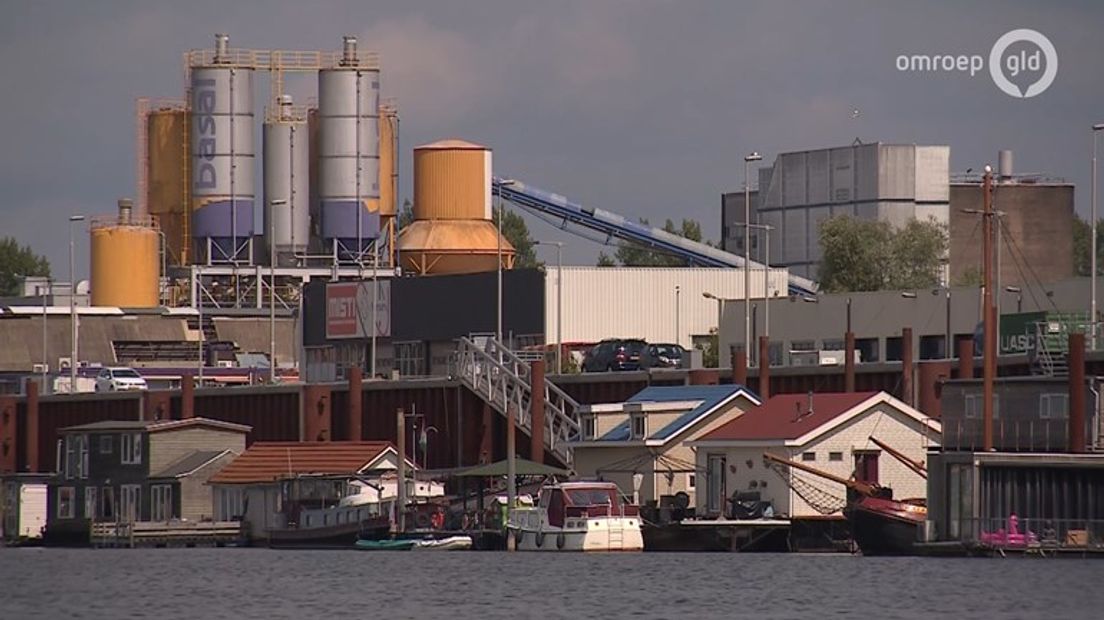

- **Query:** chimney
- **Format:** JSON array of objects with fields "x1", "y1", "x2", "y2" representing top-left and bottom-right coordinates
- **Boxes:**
[
  {"x1": 806, "y1": 391, "x2": 814, "y2": 417},
  {"x1": 844, "y1": 331, "x2": 856, "y2": 392},
  {"x1": 347, "y1": 366, "x2": 363, "y2": 441},
  {"x1": 1068, "y1": 332, "x2": 1086, "y2": 454},
  {"x1": 214, "y1": 33, "x2": 230, "y2": 62},
  {"x1": 278, "y1": 94, "x2": 294, "y2": 121},
  {"x1": 342, "y1": 36, "x2": 358, "y2": 65},
  {"x1": 758, "y1": 336, "x2": 771, "y2": 400},
  {"x1": 732, "y1": 345, "x2": 748, "y2": 386},
  {"x1": 957, "y1": 337, "x2": 975, "y2": 379},
  {"x1": 117, "y1": 198, "x2": 133, "y2": 224}
]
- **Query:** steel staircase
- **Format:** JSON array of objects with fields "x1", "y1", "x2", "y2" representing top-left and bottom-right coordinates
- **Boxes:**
[
  {"x1": 454, "y1": 336, "x2": 580, "y2": 466},
  {"x1": 1030, "y1": 315, "x2": 1091, "y2": 377}
]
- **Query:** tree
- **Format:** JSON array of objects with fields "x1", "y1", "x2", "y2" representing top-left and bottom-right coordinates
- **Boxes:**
[
  {"x1": 1072, "y1": 216, "x2": 1104, "y2": 276},
  {"x1": 598, "y1": 218, "x2": 713, "y2": 267},
  {"x1": 0, "y1": 237, "x2": 51, "y2": 296},
  {"x1": 492, "y1": 208, "x2": 542, "y2": 269},
  {"x1": 818, "y1": 216, "x2": 947, "y2": 293},
  {"x1": 397, "y1": 199, "x2": 414, "y2": 229}
]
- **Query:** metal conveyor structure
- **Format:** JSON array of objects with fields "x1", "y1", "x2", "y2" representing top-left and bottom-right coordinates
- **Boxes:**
[{"x1": 491, "y1": 177, "x2": 818, "y2": 296}]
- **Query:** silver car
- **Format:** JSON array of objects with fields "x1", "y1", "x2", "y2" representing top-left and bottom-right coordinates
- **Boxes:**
[{"x1": 94, "y1": 367, "x2": 149, "y2": 392}]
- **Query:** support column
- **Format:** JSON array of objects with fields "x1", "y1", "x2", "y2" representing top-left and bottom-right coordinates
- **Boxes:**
[
  {"x1": 757, "y1": 336, "x2": 770, "y2": 400},
  {"x1": 917, "y1": 360, "x2": 951, "y2": 419},
  {"x1": 0, "y1": 395, "x2": 17, "y2": 473},
  {"x1": 901, "y1": 327, "x2": 914, "y2": 407},
  {"x1": 479, "y1": 402, "x2": 493, "y2": 464},
  {"x1": 529, "y1": 359, "x2": 545, "y2": 466},
  {"x1": 181, "y1": 373, "x2": 195, "y2": 419},
  {"x1": 844, "y1": 331, "x2": 856, "y2": 392},
  {"x1": 142, "y1": 390, "x2": 172, "y2": 422},
  {"x1": 301, "y1": 384, "x2": 332, "y2": 442},
  {"x1": 689, "y1": 369, "x2": 719, "y2": 385},
  {"x1": 732, "y1": 346, "x2": 748, "y2": 386},
  {"x1": 348, "y1": 366, "x2": 363, "y2": 442},
  {"x1": 1069, "y1": 333, "x2": 1086, "y2": 454},
  {"x1": 26, "y1": 379, "x2": 39, "y2": 473},
  {"x1": 957, "y1": 337, "x2": 975, "y2": 380}
]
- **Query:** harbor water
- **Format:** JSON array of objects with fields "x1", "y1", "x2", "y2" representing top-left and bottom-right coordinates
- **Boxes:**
[{"x1": 2, "y1": 549, "x2": 1102, "y2": 620}]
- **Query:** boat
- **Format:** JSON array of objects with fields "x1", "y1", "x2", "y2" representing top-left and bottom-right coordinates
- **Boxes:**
[
  {"x1": 354, "y1": 538, "x2": 418, "y2": 551},
  {"x1": 507, "y1": 481, "x2": 644, "y2": 552},
  {"x1": 411, "y1": 535, "x2": 473, "y2": 551}
]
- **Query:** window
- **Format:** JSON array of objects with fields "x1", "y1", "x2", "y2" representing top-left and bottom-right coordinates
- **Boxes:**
[
  {"x1": 829, "y1": 452, "x2": 843, "y2": 462},
  {"x1": 121, "y1": 433, "x2": 143, "y2": 465},
  {"x1": 801, "y1": 452, "x2": 816, "y2": 462},
  {"x1": 630, "y1": 414, "x2": 646, "y2": 440},
  {"x1": 1040, "y1": 394, "x2": 1068, "y2": 419},
  {"x1": 687, "y1": 473, "x2": 696, "y2": 490},
  {"x1": 965, "y1": 394, "x2": 1001, "y2": 419},
  {"x1": 101, "y1": 487, "x2": 116, "y2": 520},
  {"x1": 64, "y1": 434, "x2": 89, "y2": 480},
  {"x1": 57, "y1": 487, "x2": 75, "y2": 519},
  {"x1": 706, "y1": 454, "x2": 726, "y2": 515},
  {"x1": 822, "y1": 339, "x2": 844, "y2": 352},
  {"x1": 99, "y1": 435, "x2": 113, "y2": 454},
  {"x1": 919, "y1": 335, "x2": 945, "y2": 360},
  {"x1": 217, "y1": 488, "x2": 244, "y2": 521},
  {"x1": 885, "y1": 337, "x2": 903, "y2": 362},
  {"x1": 120, "y1": 485, "x2": 141, "y2": 523},
  {"x1": 394, "y1": 341, "x2": 426, "y2": 377},
  {"x1": 581, "y1": 415, "x2": 596, "y2": 440},
  {"x1": 151, "y1": 484, "x2": 173, "y2": 522},
  {"x1": 856, "y1": 338, "x2": 880, "y2": 363},
  {"x1": 85, "y1": 486, "x2": 98, "y2": 520}
]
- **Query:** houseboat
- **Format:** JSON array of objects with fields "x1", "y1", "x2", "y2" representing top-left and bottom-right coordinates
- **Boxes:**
[{"x1": 507, "y1": 481, "x2": 643, "y2": 552}]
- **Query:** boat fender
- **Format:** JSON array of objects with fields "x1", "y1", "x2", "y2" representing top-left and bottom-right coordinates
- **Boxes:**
[
  {"x1": 536, "y1": 531, "x2": 545, "y2": 548},
  {"x1": 556, "y1": 532, "x2": 566, "y2": 550},
  {"x1": 415, "y1": 513, "x2": 432, "y2": 529}
]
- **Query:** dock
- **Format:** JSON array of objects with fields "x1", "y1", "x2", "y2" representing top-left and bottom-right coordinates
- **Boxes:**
[{"x1": 90, "y1": 521, "x2": 244, "y2": 548}]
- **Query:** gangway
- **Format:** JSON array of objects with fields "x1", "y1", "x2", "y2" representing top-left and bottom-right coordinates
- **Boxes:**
[{"x1": 492, "y1": 178, "x2": 818, "y2": 296}]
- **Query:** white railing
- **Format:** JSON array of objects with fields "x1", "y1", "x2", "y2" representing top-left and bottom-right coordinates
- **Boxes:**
[{"x1": 455, "y1": 336, "x2": 579, "y2": 465}]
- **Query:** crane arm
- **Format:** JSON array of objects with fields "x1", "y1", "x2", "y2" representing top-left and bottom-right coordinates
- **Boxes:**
[
  {"x1": 868, "y1": 436, "x2": 927, "y2": 479},
  {"x1": 762, "y1": 452, "x2": 878, "y2": 497}
]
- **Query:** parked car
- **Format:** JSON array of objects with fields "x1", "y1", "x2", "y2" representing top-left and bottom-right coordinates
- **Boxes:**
[
  {"x1": 94, "y1": 367, "x2": 148, "y2": 392},
  {"x1": 582, "y1": 339, "x2": 648, "y2": 372},
  {"x1": 645, "y1": 343, "x2": 687, "y2": 369}
]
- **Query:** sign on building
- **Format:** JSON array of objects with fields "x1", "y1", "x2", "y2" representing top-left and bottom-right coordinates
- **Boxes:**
[{"x1": 325, "y1": 281, "x2": 391, "y2": 340}]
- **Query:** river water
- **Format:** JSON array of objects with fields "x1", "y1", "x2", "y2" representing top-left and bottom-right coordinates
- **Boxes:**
[{"x1": 2, "y1": 549, "x2": 1101, "y2": 620}]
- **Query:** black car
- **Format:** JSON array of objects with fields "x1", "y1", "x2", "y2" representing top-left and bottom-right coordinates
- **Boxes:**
[
  {"x1": 582, "y1": 339, "x2": 648, "y2": 372},
  {"x1": 645, "y1": 343, "x2": 687, "y2": 369}
]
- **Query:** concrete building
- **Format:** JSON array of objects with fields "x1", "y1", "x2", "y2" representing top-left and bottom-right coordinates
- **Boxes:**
[
  {"x1": 751, "y1": 142, "x2": 950, "y2": 280},
  {"x1": 690, "y1": 391, "x2": 940, "y2": 518},
  {"x1": 720, "y1": 190, "x2": 760, "y2": 256},
  {"x1": 572, "y1": 385, "x2": 759, "y2": 507}
]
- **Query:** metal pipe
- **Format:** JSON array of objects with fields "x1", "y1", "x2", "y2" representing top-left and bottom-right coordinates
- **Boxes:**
[
  {"x1": 42, "y1": 278, "x2": 48, "y2": 389},
  {"x1": 197, "y1": 265, "x2": 204, "y2": 383},
  {"x1": 556, "y1": 243, "x2": 562, "y2": 374},
  {"x1": 1092, "y1": 124, "x2": 1104, "y2": 348},
  {"x1": 982, "y1": 166, "x2": 996, "y2": 452},
  {"x1": 1069, "y1": 332, "x2": 1086, "y2": 453},
  {"x1": 675, "y1": 286, "x2": 681, "y2": 346},
  {"x1": 269, "y1": 200, "x2": 284, "y2": 383},
  {"x1": 396, "y1": 406, "x2": 406, "y2": 533},
  {"x1": 68, "y1": 215, "x2": 84, "y2": 390},
  {"x1": 506, "y1": 403, "x2": 517, "y2": 551},
  {"x1": 371, "y1": 241, "x2": 378, "y2": 378},
  {"x1": 497, "y1": 192, "x2": 503, "y2": 345}
]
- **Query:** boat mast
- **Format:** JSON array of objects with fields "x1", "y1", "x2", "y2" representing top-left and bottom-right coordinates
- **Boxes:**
[
  {"x1": 762, "y1": 452, "x2": 879, "y2": 496},
  {"x1": 867, "y1": 436, "x2": 927, "y2": 479},
  {"x1": 982, "y1": 166, "x2": 996, "y2": 452}
]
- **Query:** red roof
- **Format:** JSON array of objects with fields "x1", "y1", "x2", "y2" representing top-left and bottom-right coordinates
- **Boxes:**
[
  {"x1": 208, "y1": 441, "x2": 393, "y2": 484},
  {"x1": 699, "y1": 392, "x2": 880, "y2": 441}
]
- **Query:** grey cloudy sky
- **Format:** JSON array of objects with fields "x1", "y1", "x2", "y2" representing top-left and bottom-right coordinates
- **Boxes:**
[{"x1": 2, "y1": 0, "x2": 1102, "y2": 279}]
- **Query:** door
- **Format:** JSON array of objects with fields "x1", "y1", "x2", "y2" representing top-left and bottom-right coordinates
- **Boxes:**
[
  {"x1": 151, "y1": 484, "x2": 173, "y2": 522},
  {"x1": 854, "y1": 451, "x2": 880, "y2": 486},
  {"x1": 120, "y1": 485, "x2": 142, "y2": 523},
  {"x1": 706, "y1": 454, "x2": 727, "y2": 516}
]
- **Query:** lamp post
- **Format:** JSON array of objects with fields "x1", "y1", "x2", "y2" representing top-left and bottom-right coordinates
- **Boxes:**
[
  {"x1": 42, "y1": 277, "x2": 49, "y2": 389},
  {"x1": 1092, "y1": 124, "x2": 1104, "y2": 348},
  {"x1": 68, "y1": 215, "x2": 84, "y2": 391},
  {"x1": 743, "y1": 152, "x2": 762, "y2": 362},
  {"x1": 703, "y1": 291, "x2": 727, "y2": 359},
  {"x1": 495, "y1": 180, "x2": 516, "y2": 349},
  {"x1": 196, "y1": 265, "x2": 204, "y2": 384},
  {"x1": 269, "y1": 199, "x2": 286, "y2": 383},
  {"x1": 1005, "y1": 285, "x2": 1023, "y2": 314},
  {"x1": 675, "y1": 286, "x2": 681, "y2": 346},
  {"x1": 536, "y1": 241, "x2": 564, "y2": 374},
  {"x1": 746, "y1": 223, "x2": 773, "y2": 340}
]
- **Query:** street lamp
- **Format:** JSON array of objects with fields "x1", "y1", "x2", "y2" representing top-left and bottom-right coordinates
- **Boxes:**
[
  {"x1": 703, "y1": 291, "x2": 727, "y2": 359},
  {"x1": 675, "y1": 286, "x2": 681, "y2": 346},
  {"x1": 269, "y1": 199, "x2": 287, "y2": 383},
  {"x1": 536, "y1": 241, "x2": 564, "y2": 374},
  {"x1": 743, "y1": 152, "x2": 762, "y2": 362},
  {"x1": 496, "y1": 180, "x2": 517, "y2": 349},
  {"x1": 746, "y1": 223, "x2": 773, "y2": 340},
  {"x1": 68, "y1": 214, "x2": 84, "y2": 391},
  {"x1": 1005, "y1": 285, "x2": 1023, "y2": 314},
  {"x1": 1092, "y1": 123, "x2": 1104, "y2": 348}
]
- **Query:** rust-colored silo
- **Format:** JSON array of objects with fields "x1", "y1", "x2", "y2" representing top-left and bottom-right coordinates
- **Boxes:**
[
  {"x1": 91, "y1": 200, "x2": 161, "y2": 307},
  {"x1": 147, "y1": 106, "x2": 189, "y2": 265},
  {"x1": 398, "y1": 139, "x2": 515, "y2": 275}
]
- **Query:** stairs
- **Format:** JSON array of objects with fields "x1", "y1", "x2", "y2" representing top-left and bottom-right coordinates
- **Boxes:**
[
  {"x1": 454, "y1": 336, "x2": 580, "y2": 466},
  {"x1": 1031, "y1": 314, "x2": 1090, "y2": 377}
]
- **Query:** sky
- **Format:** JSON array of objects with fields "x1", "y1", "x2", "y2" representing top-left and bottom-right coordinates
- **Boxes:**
[{"x1": 2, "y1": 0, "x2": 1102, "y2": 281}]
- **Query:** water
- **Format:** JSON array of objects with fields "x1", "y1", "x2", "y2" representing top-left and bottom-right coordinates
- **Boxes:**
[{"x1": 2, "y1": 549, "x2": 1102, "y2": 620}]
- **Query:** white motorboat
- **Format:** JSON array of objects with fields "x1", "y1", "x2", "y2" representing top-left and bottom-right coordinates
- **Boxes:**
[
  {"x1": 507, "y1": 481, "x2": 643, "y2": 552},
  {"x1": 411, "y1": 535, "x2": 473, "y2": 551}
]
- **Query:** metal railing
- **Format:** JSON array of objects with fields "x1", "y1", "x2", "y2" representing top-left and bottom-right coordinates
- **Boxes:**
[
  {"x1": 934, "y1": 517, "x2": 1104, "y2": 552},
  {"x1": 454, "y1": 336, "x2": 580, "y2": 465}
]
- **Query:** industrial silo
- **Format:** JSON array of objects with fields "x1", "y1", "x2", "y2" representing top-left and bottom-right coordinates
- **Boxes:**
[
  {"x1": 397, "y1": 139, "x2": 515, "y2": 275},
  {"x1": 263, "y1": 95, "x2": 309, "y2": 265},
  {"x1": 146, "y1": 104, "x2": 189, "y2": 265},
  {"x1": 190, "y1": 33, "x2": 255, "y2": 264},
  {"x1": 91, "y1": 200, "x2": 161, "y2": 307},
  {"x1": 318, "y1": 36, "x2": 380, "y2": 260},
  {"x1": 378, "y1": 102, "x2": 398, "y2": 261}
]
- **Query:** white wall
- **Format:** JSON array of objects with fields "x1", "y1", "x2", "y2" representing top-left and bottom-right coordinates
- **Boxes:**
[{"x1": 548, "y1": 267, "x2": 790, "y2": 348}]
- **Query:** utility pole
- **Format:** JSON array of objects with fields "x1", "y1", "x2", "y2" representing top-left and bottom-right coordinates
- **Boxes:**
[
  {"x1": 506, "y1": 404, "x2": 517, "y2": 551},
  {"x1": 743, "y1": 152, "x2": 761, "y2": 362},
  {"x1": 396, "y1": 407, "x2": 406, "y2": 534},
  {"x1": 68, "y1": 215, "x2": 84, "y2": 391},
  {"x1": 269, "y1": 199, "x2": 286, "y2": 383},
  {"x1": 1092, "y1": 124, "x2": 1104, "y2": 348},
  {"x1": 982, "y1": 166, "x2": 996, "y2": 452}
]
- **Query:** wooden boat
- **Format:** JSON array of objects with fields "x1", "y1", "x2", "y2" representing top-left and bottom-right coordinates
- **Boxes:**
[{"x1": 507, "y1": 481, "x2": 643, "y2": 552}]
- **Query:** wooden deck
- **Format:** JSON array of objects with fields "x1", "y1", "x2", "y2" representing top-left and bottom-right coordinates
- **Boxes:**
[{"x1": 90, "y1": 521, "x2": 244, "y2": 548}]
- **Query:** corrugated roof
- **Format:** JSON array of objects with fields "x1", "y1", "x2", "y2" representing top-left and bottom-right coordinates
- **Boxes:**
[
  {"x1": 151, "y1": 450, "x2": 231, "y2": 478},
  {"x1": 208, "y1": 441, "x2": 393, "y2": 485},
  {"x1": 698, "y1": 392, "x2": 879, "y2": 441},
  {"x1": 60, "y1": 417, "x2": 251, "y2": 434},
  {"x1": 598, "y1": 385, "x2": 755, "y2": 442}
]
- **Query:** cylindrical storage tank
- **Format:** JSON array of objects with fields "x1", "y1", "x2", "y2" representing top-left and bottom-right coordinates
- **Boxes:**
[
  {"x1": 998, "y1": 149, "x2": 1014, "y2": 180},
  {"x1": 147, "y1": 107, "x2": 190, "y2": 265},
  {"x1": 378, "y1": 103, "x2": 398, "y2": 219},
  {"x1": 318, "y1": 36, "x2": 380, "y2": 258},
  {"x1": 263, "y1": 96, "x2": 310, "y2": 265},
  {"x1": 413, "y1": 139, "x2": 492, "y2": 221},
  {"x1": 190, "y1": 35, "x2": 255, "y2": 263},
  {"x1": 90, "y1": 201, "x2": 161, "y2": 307}
]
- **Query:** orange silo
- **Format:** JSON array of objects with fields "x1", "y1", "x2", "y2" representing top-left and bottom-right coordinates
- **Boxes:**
[{"x1": 397, "y1": 139, "x2": 515, "y2": 275}]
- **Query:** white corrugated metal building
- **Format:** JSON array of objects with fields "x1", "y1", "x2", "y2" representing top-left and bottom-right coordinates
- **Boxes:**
[{"x1": 544, "y1": 267, "x2": 790, "y2": 349}]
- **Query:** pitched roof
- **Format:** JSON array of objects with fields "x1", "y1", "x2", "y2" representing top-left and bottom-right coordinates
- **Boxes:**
[
  {"x1": 698, "y1": 392, "x2": 881, "y2": 442},
  {"x1": 598, "y1": 385, "x2": 757, "y2": 442},
  {"x1": 208, "y1": 441, "x2": 393, "y2": 485},
  {"x1": 61, "y1": 417, "x2": 251, "y2": 434},
  {"x1": 151, "y1": 450, "x2": 233, "y2": 478}
]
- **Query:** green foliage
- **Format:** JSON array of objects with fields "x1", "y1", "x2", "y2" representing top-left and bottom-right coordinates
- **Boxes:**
[
  {"x1": 398, "y1": 199, "x2": 415, "y2": 229},
  {"x1": 0, "y1": 237, "x2": 51, "y2": 296},
  {"x1": 1072, "y1": 216, "x2": 1104, "y2": 276},
  {"x1": 492, "y1": 208, "x2": 542, "y2": 269},
  {"x1": 598, "y1": 218, "x2": 713, "y2": 267},
  {"x1": 954, "y1": 267, "x2": 983, "y2": 287},
  {"x1": 818, "y1": 216, "x2": 947, "y2": 293},
  {"x1": 697, "y1": 329, "x2": 720, "y2": 368}
]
